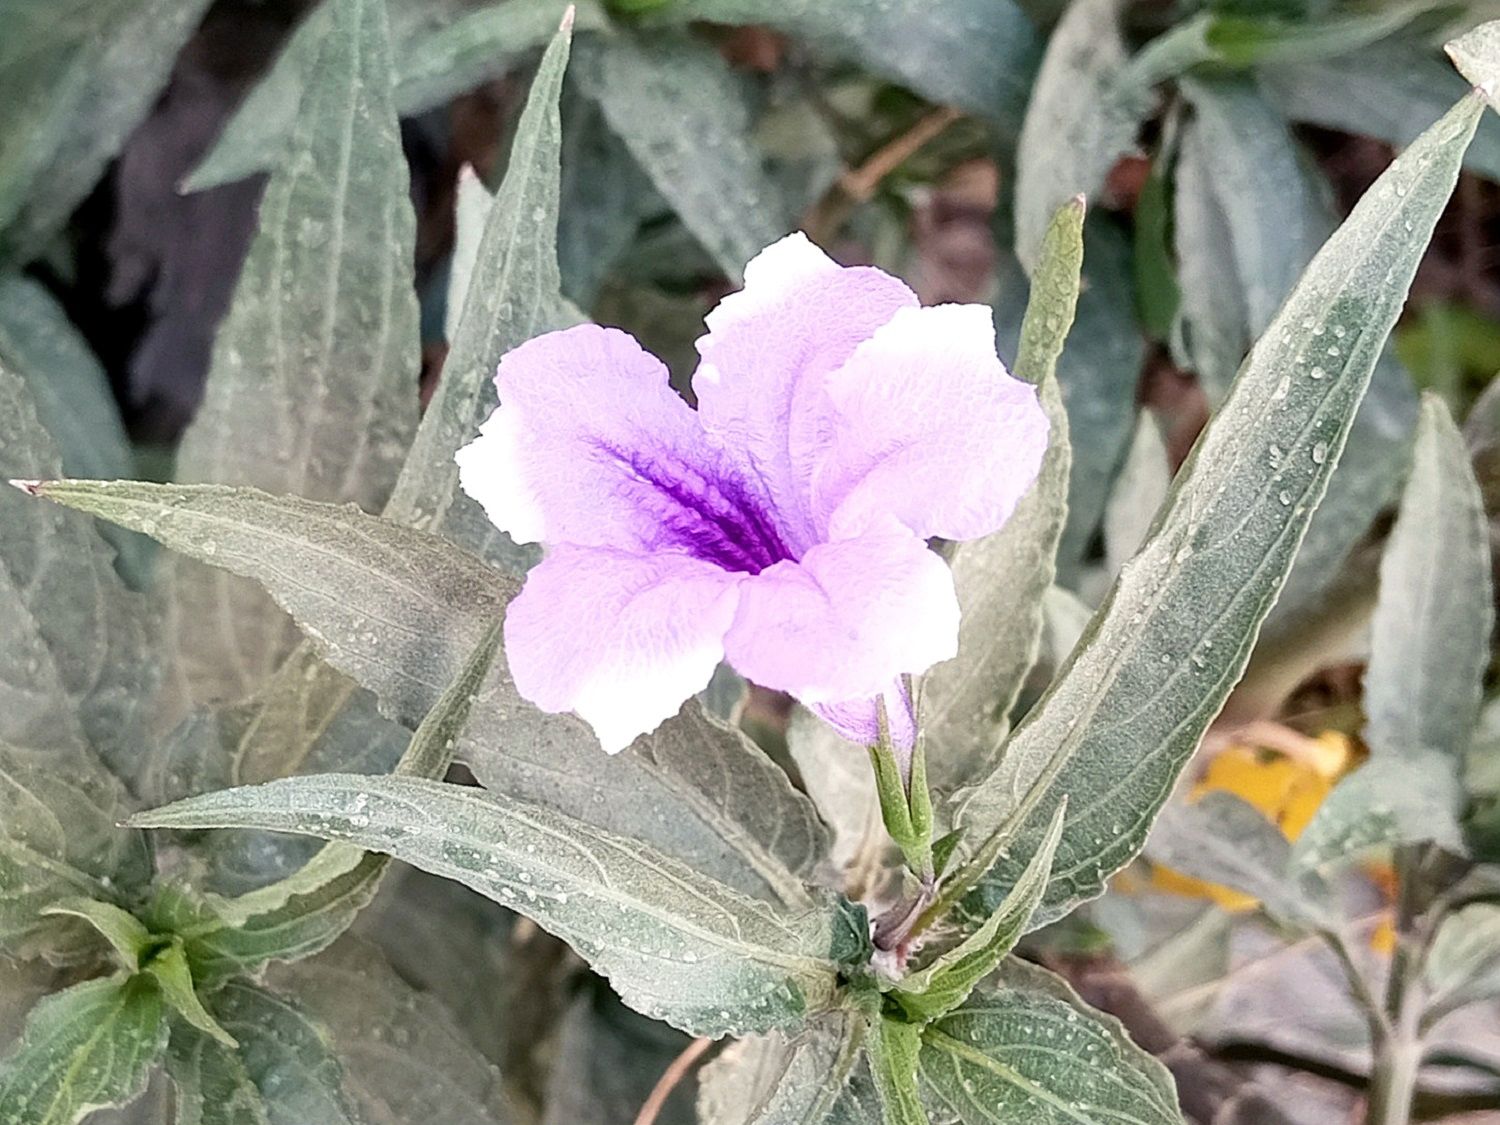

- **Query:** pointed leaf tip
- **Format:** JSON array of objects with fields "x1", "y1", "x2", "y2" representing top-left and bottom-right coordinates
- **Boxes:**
[
  {"x1": 560, "y1": 4, "x2": 576, "y2": 33},
  {"x1": 7, "y1": 478, "x2": 43, "y2": 494}
]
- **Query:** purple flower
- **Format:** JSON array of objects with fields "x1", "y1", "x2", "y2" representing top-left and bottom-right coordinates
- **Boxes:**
[{"x1": 456, "y1": 234, "x2": 1048, "y2": 753}]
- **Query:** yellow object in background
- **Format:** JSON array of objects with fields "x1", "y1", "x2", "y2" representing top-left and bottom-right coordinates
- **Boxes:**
[{"x1": 1148, "y1": 731, "x2": 1354, "y2": 912}]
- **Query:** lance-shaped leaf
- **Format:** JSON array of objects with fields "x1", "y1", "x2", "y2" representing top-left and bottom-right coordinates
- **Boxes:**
[
  {"x1": 267, "y1": 939, "x2": 508, "y2": 1125},
  {"x1": 0, "y1": 0, "x2": 213, "y2": 264},
  {"x1": 0, "y1": 366, "x2": 154, "y2": 779},
  {"x1": 186, "y1": 0, "x2": 600, "y2": 192},
  {"x1": 165, "y1": 1026, "x2": 269, "y2": 1125},
  {"x1": 383, "y1": 14, "x2": 575, "y2": 570},
  {"x1": 0, "y1": 975, "x2": 168, "y2": 1125},
  {"x1": 0, "y1": 747, "x2": 154, "y2": 963},
  {"x1": 26, "y1": 480, "x2": 830, "y2": 905},
  {"x1": 652, "y1": 0, "x2": 1040, "y2": 125},
  {"x1": 1148, "y1": 792, "x2": 1331, "y2": 929},
  {"x1": 918, "y1": 960, "x2": 1181, "y2": 1125},
  {"x1": 1294, "y1": 396, "x2": 1489, "y2": 868},
  {"x1": 207, "y1": 982, "x2": 361, "y2": 1125},
  {"x1": 954, "y1": 93, "x2": 1484, "y2": 927},
  {"x1": 575, "y1": 34, "x2": 787, "y2": 281},
  {"x1": 1013, "y1": 0, "x2": 1151, "y2": 270},
  {"x1": 162, "y1": 0, "x2": 421, "y2": 710},
  {"x1": 922, "y1": 200, "x2": 1078, "y2": 794},
  {"x1": 131, "y1": 774, "x2": 868, "y2": 1038},
  {"x1": 1424, "y1": 904, "x2": 1500, "y2": 1022},
  {"x1": 893, "y1": 803, "x2": 1066, "y2": 1023},
  {"x1": 697, "y1": 1011, "x2": 865, "y2": 1125},
  {"x1": 0, "y1": 277, "x2": 147, "y2": 584},
  {"x1": 868, "y1": 1017, "x2": 926, "y2": 1125}
]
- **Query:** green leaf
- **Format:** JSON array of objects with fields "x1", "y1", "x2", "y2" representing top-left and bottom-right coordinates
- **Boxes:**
[
  {"x1": 923, "y1": 201, "x2": 1079, "y2": 790},
  {"x1": 1134, "y1": 153, "x2": 1180, "y2": 342},
  {"x1": 0, "y1": 366, "x2": 154, "y2": 783},
  {"x1": 383, "y1": 13, "x2": 575, "y2": 571},
  {"x1": 1447, "y1": 19, "x2": 1500, "y2": 107},
  {"x1": 0, "y1": 746, "x2": 154, "y2": 963},
  {"x1": 187, "y1": 0, "x2": 600, "y2": 192},
  {"x1": 266, "y1": 939, "x2": 508, "y2": 1125},
  {"x1": 1148, "y1": 793, "x2": 1330, "y2": 928},
  {"x1": 1101, "y1": 413, "x2": 1171, "y2": 584},
  {"x1": 895, "y1": 803, "x2": 1066, "y2": 1023},
  {"x1": 1261, "y1": 42, "x2": 1500, "y2": 184},
  {"x1": 575, "y1": 33, "x2": 787, "y2": 282},
  {"x1": 0, "y1": 0, "x2": 213, "y2": 264},
  {"x1": 161, "y1": 0, "x2": 421, "y2": 711},
  {"x1": 954, "y1": 92, "x2": 1484, "y2": 927},
  {"x1": 543, "y1": 981, "x2": 694, "y2": 1125},
  {"x1": 1291, "y1": 753, "x2": 1467, "y2": 871},
  {"x1": 697, "y1": 1012, "x2": 865, "y2": 1125},
  {"x1": 29, "y1": 481, "x2": 831, "y2": 904},
  {"x1": 173, "y1": 623, "x2": 503, "y2": 977},
  {"x1": 1013, "y1": 0, "x2": 1151, "y2": 270},
  {"x1": 868, "y1": 1017, "x2": 927, "y2": 1125},
  {"x1": 206, "y1": 982, "x2": 360, "y2": 1125},
  {"x1": 37, "y1": 900, "x2": 150, "y2": 969},
  {"x1": 165, "y1": 1026, "x2": 269, "y2": 1125},
  {"x1": 918, "y1": 960, "x2": 1182, "y2": 1125},
  {"x1": 131, "y1": 774, "x2": 868, "y2": 1037},
  {"x1": 0, "y1": 958, "x2": 58, "y2": 1058},
  {"x1": 1171, "y1": 76, "x2": 1421, "y2": 638},
  {"x1": 142, "y1": 942, "x2": 236, "y2": 1048},
  {"x1": 1173, "y1": 77, "x2": 1331, "y2": 404},
  {"x1": 0, "y1": 975, "x2": 168, "y2": 1125},
  {"x1": 0, "y1": 276, "x2": 147, "y2": 584},
  {"x1": 1424, "y1": 904, "x2": 1500, "y2": 1021},
  {"x1": 1367, "y1": 395, "x2": 1492, "y2": 766},
  {"x1": 652, "y1": 0, "x2": 1041, "y2": 126}
]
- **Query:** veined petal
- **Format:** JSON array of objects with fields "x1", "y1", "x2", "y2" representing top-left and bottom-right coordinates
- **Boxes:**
[
  {"x1": 692, "y1": 233, "x2": 918, "y2": 552},
  {"x1": 458, "y1": 325, "x2": 787, "y2": 570},
  {"x1": 812, "y1": 681, "x2": 918, "y2": 749},
  {"x1": 504, "y1": 547, "x2": 744, "y2": 752},
  {"x1": 723, "y1": 517, "x2": 960, "y2": 706},
  {"x1": 812, "y1": 304, "x2": 1050, "y2": 543}
]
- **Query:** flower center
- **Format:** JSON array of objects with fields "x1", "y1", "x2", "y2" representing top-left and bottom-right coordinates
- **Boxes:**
[{"x1": 601, "y1": 443, "x2": 792, "y2": 574}]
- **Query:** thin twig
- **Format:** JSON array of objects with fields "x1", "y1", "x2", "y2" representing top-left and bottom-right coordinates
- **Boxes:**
[{"x1": 633, "y1": 1036, "x2": 714, "y2": 1125}]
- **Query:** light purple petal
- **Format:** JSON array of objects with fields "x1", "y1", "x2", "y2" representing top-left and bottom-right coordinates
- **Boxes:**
[
  {"x1": 723, "y1": 516, "x2": 960, "y2": 706},
  {"x1": 811, "y1": 304, "x2": 1050, "y2": 543},
  {"x1": 692, "y1": 233, "x2": 918, "y2": 552},
  {"x1": 458, "y1": 324, "x2": 779, "y2": 562},
  {"x1": 812, "y1": 681, "x2": 917, "y2": 749},
  {"x1": 504, "y1": 546, "x2": 743, "y2": 752}
]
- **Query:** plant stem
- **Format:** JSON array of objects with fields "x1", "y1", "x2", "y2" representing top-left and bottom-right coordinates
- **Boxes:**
[
  {"x1": 1365, "y1": 845, "x2": 1429, "y2": 1125},
  {"x1": 1367, "y1": 1025, "x2": 1423, "y2": 1125}
]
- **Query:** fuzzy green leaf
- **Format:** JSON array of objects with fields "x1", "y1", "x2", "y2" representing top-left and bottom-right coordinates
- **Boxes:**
[
  {"x1": 955, "y1": 93, "x2": 1484, "y2": 927},
  {"x1": 143, "y1": 942, "x2": 236, "y2": 1048},
  {"x1": 697, "y1": 1012, "x2": 865, "y2": 1125},
  {"x1": 31, "y1": 481, "x2": 830, "y2": 904},
  {"x1": 918, "y1": 960, "x2": 1181, "y2": 1125},
  {"x1": 161, "y1": 0, "x2": 421, "y2": 712},
  {"x1": 894, "y1": 803, "x2": 1066, "y2": 1023},
  {"x1": 576, "y1": 33, "x2": 787, "y2": 282},
  {"x1": 869, "y1": 1017, "x2": 927, "y2": 1125},
  {"x1": 0, "y1": 975, "x2": 168, "y2": 1125},
  {"x1": 165, "y1": 1026, "x2": 268, "y2": 1125},
  {"x1": 187, "y1": 0, "x2": 601, "y2": 191},
  {"x1": 131, "y1": 774, "x2": 868, "y2": 1038},
  {"x1": 923, "y1": 201, "x2": 1078, "y2": 792},
  {"x1": 0, "y1": 0, "x2": 213, "y2": 263},
  {"x1": 653, "y1": 0, "x2": 1041, "y2": 126}
]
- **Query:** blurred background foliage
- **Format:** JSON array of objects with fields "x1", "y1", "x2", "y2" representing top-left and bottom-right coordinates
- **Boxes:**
[{"x1": 7, "y1": 0, "x2": 1500, "y2": 1121}]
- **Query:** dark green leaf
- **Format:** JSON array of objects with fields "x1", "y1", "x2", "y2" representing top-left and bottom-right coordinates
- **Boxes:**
[
  {"x1": 131, "y1": 774, "x2": 867, "y2": 1037},
  {"x1": 165, "y1": 1025, "x2": 268, "y2": 1125},
  {"x1": 868, "y1": 1017, "x2": 926, "y2": 1125},
  {"x1": 919, "y1": 960, "x2": 1181, "y2": 1125},
  {"x1": 576, "y1": 33, "x2": 788, "y2": 281},
  {"x1": 955, "y1": 93, "x2": 1483, "y2": 927},
  {"x1": 0, "y1": 975, "x2": 168, "y2": 1125},
  {"x1": 161, "y1": 0, "x2": 421, "y2": 713},
  {"x1": 697, "y1": 1012, "x2": 865, "y2": 1125}
]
